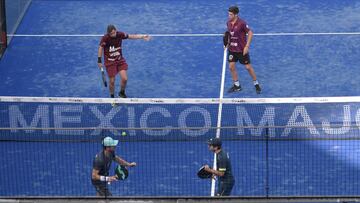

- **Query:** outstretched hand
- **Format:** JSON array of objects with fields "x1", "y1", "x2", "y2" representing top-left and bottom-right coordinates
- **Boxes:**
[
  {"x1": 143, "y1": 35, "x2": 151, "y2": 41},
  {"x1": 128, "y1": 162, "x2": 137, "y2": 167}
]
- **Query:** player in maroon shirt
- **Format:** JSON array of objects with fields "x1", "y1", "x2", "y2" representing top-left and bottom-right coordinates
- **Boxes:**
[
  {"x1": 225, "y1": 6, "x2": 261, "y2": 94},
  {"x1": 97, "y1": 24, "x2": 151, "y2": 98}
]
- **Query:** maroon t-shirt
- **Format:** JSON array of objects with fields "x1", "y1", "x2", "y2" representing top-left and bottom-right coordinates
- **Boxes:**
[
  {"x1": 226, "y1": 17, "x2": 250, "y2": 53},
  {"x1": 99, "y1": 31, "x2": 129, "y2": 65}
]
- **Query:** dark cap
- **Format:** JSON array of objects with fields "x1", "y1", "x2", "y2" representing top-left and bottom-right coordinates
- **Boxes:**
[
  {"x1": 207, "y1": 138, "x2": 222, "y2": 147},
  {"x1": 228, "y1": 6, "x2": 239, "y2": 14}
]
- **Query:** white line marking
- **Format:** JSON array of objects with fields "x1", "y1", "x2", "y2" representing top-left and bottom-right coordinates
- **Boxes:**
[
  {"x1": 210, "y1": 48, "x2": 228, "y2": 196},
  {"x1": 2, "y1": 96, "x2": 360, "y2": 104},
  {"x1": 7, "y1": 32, "x2": 360, "y2": 37}
]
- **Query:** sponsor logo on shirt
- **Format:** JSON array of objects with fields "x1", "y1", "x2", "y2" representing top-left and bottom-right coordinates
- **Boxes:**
[
  {"x1": 110, "y1": 52, "x2": 120, "y2": 57},
  {"x1": 109, "y1": 46, "x2": 121, "y2": 57},
  {"x1": 109, "y1": 46, "x2": 121, "y2": 52}
]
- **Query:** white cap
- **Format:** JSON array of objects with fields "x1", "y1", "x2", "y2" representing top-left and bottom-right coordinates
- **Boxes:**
[{"x1": 103, "y1": 137, "x2": 119, "y2": 147}]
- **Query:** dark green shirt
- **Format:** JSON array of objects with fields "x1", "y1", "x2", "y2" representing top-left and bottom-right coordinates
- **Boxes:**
[{"x1": 216, "y1": 149, "x2": 234, "y2": 182}]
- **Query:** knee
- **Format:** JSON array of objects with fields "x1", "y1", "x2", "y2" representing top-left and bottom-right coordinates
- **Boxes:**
[{"x1": 244, "y1": 64, "x2": 252, "y2": 70}]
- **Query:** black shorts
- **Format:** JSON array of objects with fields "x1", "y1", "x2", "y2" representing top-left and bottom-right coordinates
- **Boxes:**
[
  {"x1": 92, "y1": 181, "x2": 112, "y2": 196},
  {"x1": 228, "y1": 51, "x2": 251, "y2": 65},
  {"x1": 216, "y1": 180, "x2": 235, "y2": 196}
]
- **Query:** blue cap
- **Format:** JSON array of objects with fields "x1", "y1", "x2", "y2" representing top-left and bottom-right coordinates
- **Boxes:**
[{"x1": 103, "y1": 137, "x2": 119, "y2": 147}]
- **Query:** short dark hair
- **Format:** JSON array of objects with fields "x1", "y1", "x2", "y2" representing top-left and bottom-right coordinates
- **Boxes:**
[
  {"x1": 107, "y1": 24, "x2": 116, "y2": 34},
  {"x1": 228, "y1": 6, "x2": 239, "y2": 14}
]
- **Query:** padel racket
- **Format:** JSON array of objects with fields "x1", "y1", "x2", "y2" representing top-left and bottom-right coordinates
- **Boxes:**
[
  {"x1": 197, "y1": 166, "x2": 212, "y2": 179},
  {"x1": 100, "y1": 67, "x2": 107, "y2": 87},
  {"x1": 115, "y1": 165, "x2": 129, "y2": 180}
]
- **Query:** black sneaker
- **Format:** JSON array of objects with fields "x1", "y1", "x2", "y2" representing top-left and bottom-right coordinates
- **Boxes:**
[
  {"x1": 228, "y1": 85, "x2": 242, "y2": 93},
  {"x1": 110, "y1": 94, "x2": 115, "y2": 98},
  {"x1": 119, "y1": 91, "x2": 127, "y2": 98},
  {"x1": 255, "y1": 84, "x2": 261, "y2": 94}
]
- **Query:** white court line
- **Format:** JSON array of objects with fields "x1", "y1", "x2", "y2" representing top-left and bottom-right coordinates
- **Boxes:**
[
  {"x1": 7, "y1": 32, "x2": 360, "y2": 37},
  {"x1": 210, "y1": 48, "x2": 228, "y2": 197},
  {"x1": 3, "y1": 96, "x2": 360, "y2": 104}
]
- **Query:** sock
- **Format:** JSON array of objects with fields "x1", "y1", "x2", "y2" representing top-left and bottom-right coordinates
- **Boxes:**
[
  {"x1": 234, "y1": 80, "x2": 240, "y2": 87},
  {"x1": 253, "y1": 80, "x2": 259, "y2": 85},
  {"x1": 110, "y1": 94, "x2": 114, "y2": 98}
]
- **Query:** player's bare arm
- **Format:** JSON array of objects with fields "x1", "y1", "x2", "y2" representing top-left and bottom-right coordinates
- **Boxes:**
[
  {"x1": 128, "y1": 34, "x2": 151, "y2": 41},
  {"x1": 243, "y1": 30, "x2": 253, "y2": 55},
  {"x1": 92, "y1": 168, "x2": 117, "y2": 182},
  {"x1": 97, "y1": 46, "x2": 103, "y2": 68},
  {"x1": 203, "y1": 165, "x2": 225, "y2": 177},
  {"x1": 115, "y1": 156, "x2": 137, "y2": 167}
]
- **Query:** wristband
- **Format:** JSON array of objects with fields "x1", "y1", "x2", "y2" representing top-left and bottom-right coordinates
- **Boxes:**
[
  {"x1": 100, "y1": 176, "x2": 109, "y2": 182},
  {"x1": 98, "y1": 57, "x2": 102, "y2": 63}
]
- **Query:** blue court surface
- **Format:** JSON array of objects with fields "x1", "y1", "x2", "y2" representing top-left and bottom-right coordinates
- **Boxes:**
[
  {"x1": 1, "y1": 139, "x2": 360, "y2": 196},
  {"x1": 1, "y1": 0, "x2": 360, "y2": 198},
  {"x1": 0, "y1": 0, "x2": 360, "y2": 98}
]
